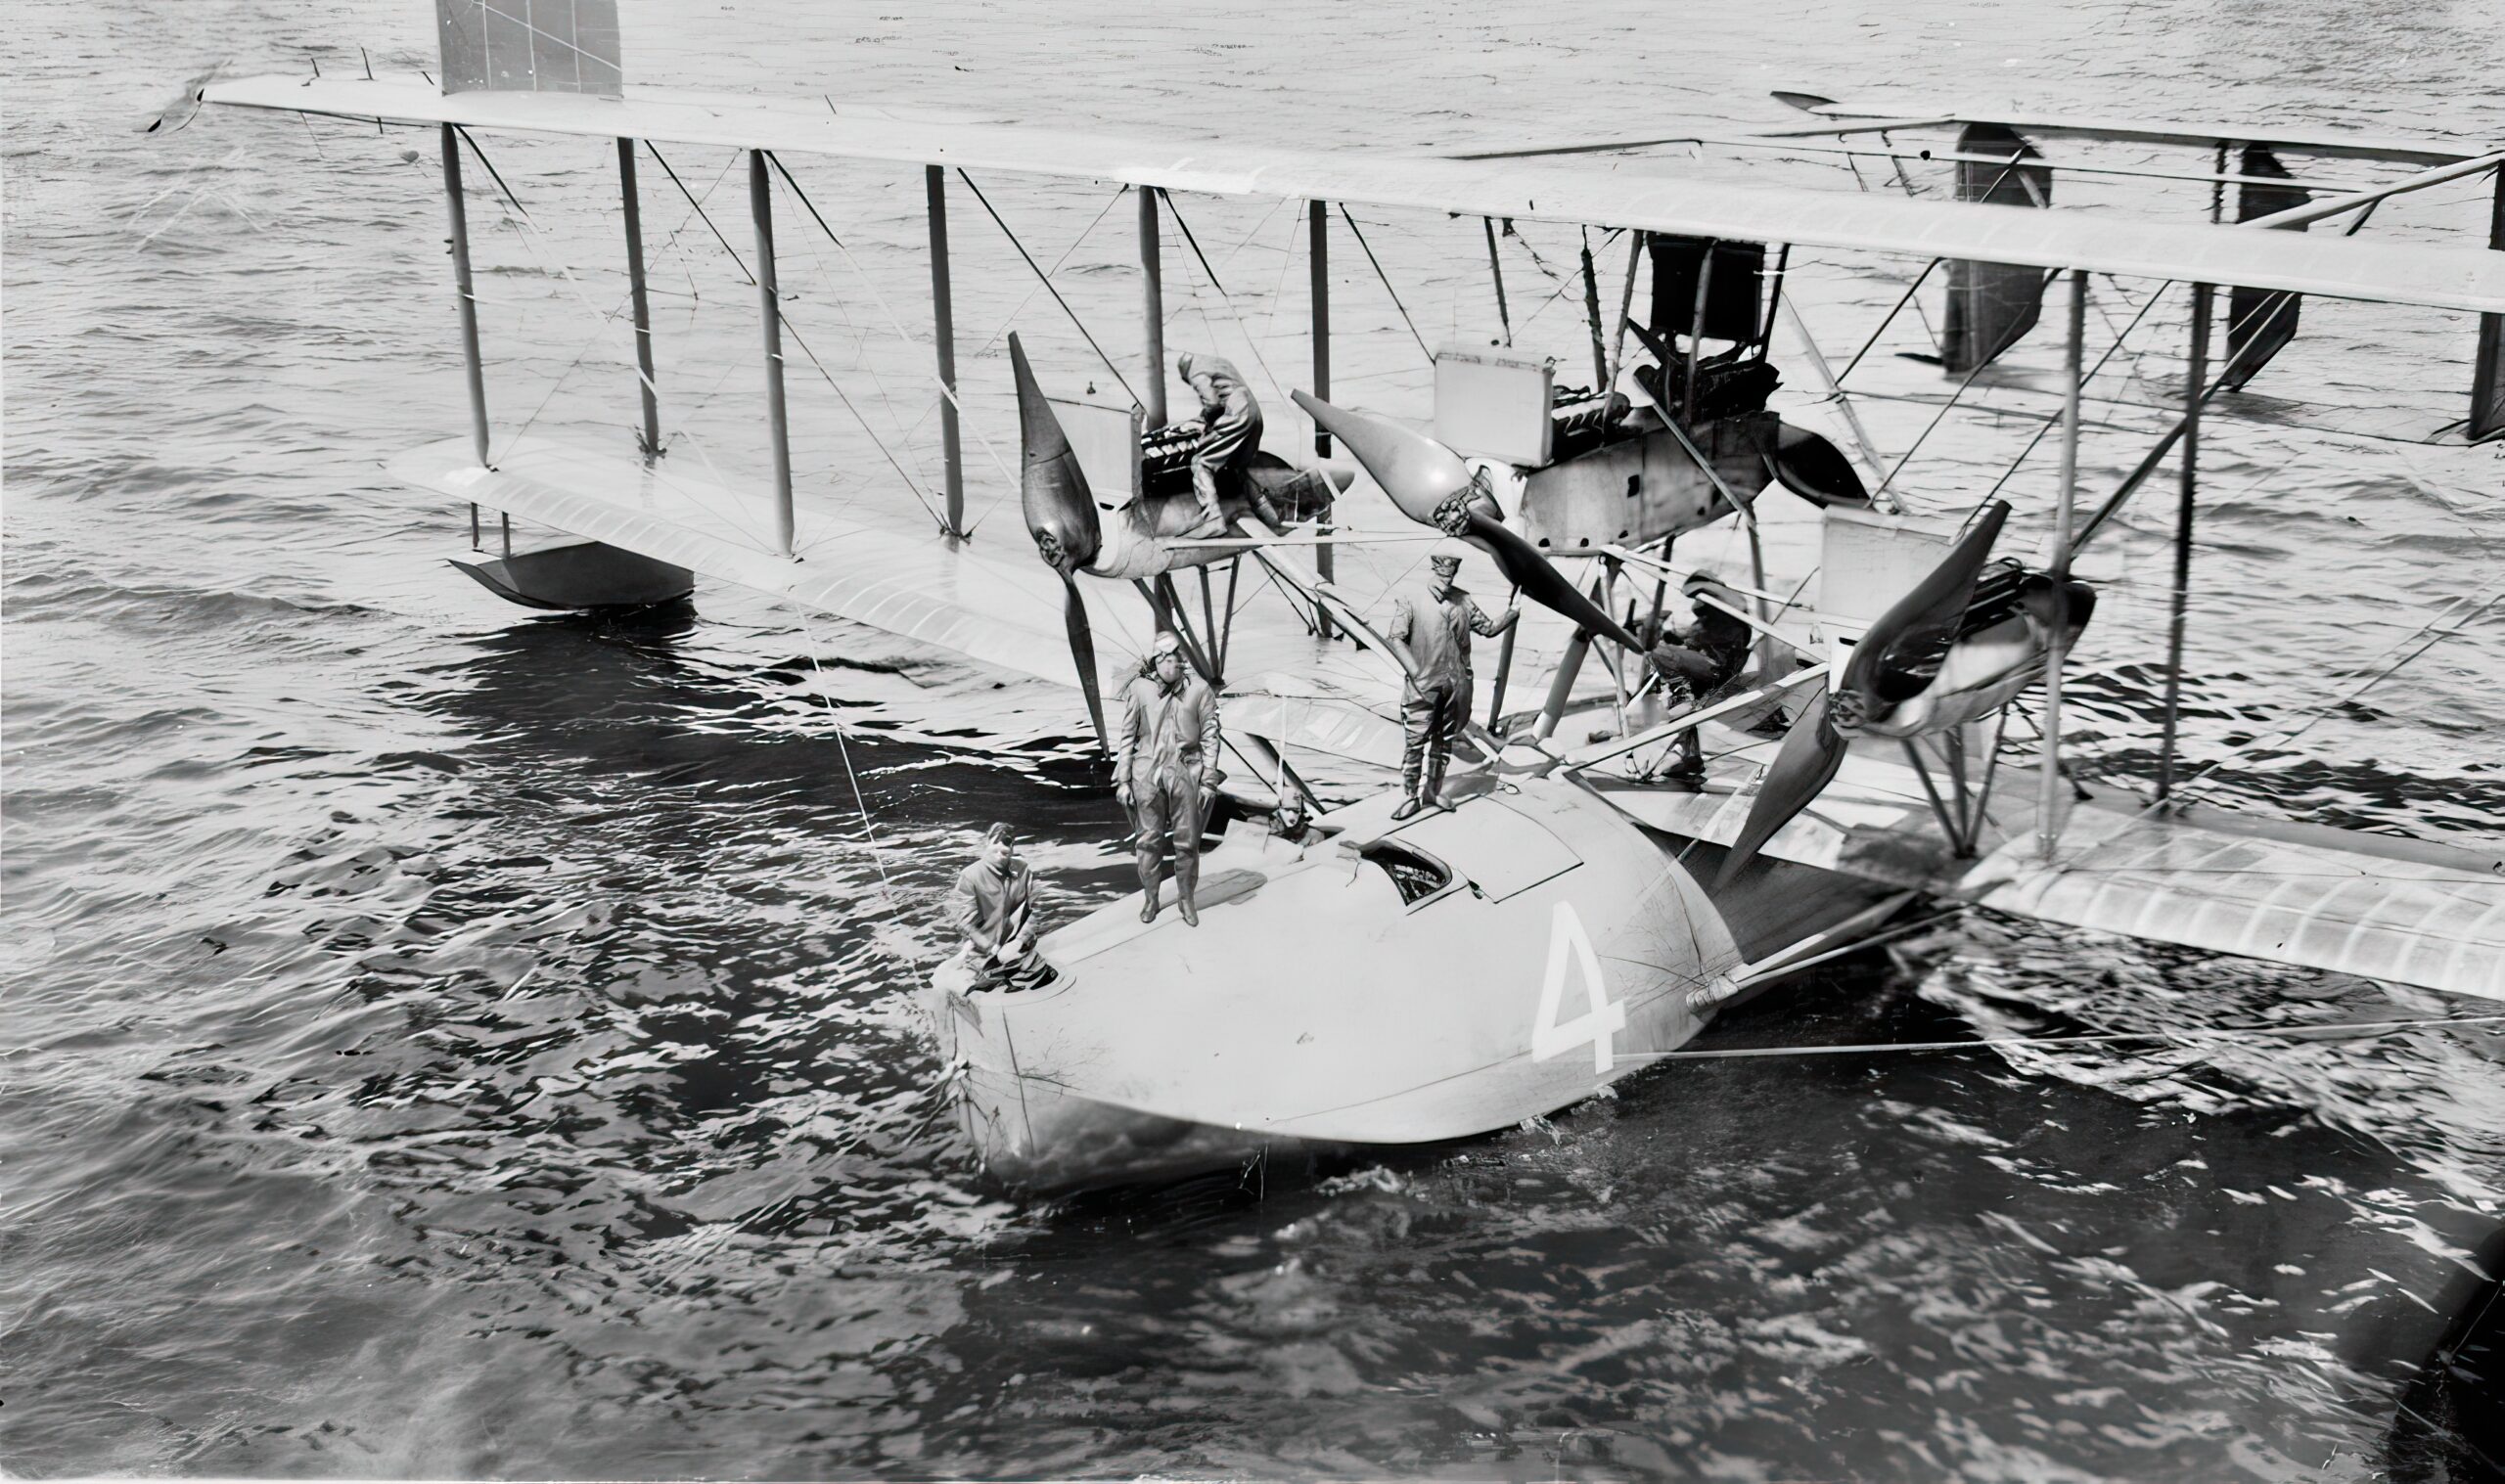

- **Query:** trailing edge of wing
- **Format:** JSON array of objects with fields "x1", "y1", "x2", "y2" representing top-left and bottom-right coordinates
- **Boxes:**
[
  {"x1": 200, "y1": 75, "x2": 2505, "y2": 314},
  {"x1": 1963, "y1": 809, "x2": 2505, "y2": 1003},
  {"x1": 1777, "y1": 94, "x2": 2482, "y2": 166}
]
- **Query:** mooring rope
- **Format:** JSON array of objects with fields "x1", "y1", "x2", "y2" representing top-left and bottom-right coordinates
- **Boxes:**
[
  {"x1": 797, "y1": 610, "x2": 901, "y2": 910},
  {"x1": 1627, "y1": 1012, "x2": 2505, "y2": 1062}
]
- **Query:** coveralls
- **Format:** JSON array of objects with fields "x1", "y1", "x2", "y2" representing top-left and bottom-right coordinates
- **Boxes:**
[
  {"x1": 1650, "y1": 579, "x2": 1753, "y2": 704},
  {"x1": 1114, "y1": 664, "x2": 1223, "y2": 906},
  {"x1": 1389, "y1": 577, "x2": 1510, "y2": 804},
  {"x1": 948, "y1": 856, "x2": 1053, "y2": 991},
  {"x1": 1181, "y1": 353, "x2": 1264, "y2": 527}
]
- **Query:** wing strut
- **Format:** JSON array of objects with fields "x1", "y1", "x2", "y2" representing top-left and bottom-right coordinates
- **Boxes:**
[
  {"x1": 2036, "y1": 269, "x2": 2088, "y2": 858},
  {"x1": 747, "y1": 151, "x2": 797, "y2": 558},
  {"x1": 926, "y1": 165, "x2": 967, "y2": 537},
  {"x1": 1307, "y1": 201, "x2": 1338, "y2": 634},
  {"x1": 2154, "y1": 282, "x2": 2213, "y2": 802},
  {"x1": 617, "y1": 139, "x2": 662, "y2": 459}
]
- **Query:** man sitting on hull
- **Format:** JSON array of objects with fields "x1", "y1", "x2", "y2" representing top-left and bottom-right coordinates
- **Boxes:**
[
  {"x1": 1115, "y1": 630, "x2": 1222, "y2": 926},
  {"x1": 949, "y1": 822, "x2": 1054, "y2": 991}
]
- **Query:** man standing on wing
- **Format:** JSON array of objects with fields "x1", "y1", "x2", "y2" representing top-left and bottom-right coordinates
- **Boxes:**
[
  {"x1": 1114, "y1": 630, "x2": 1222, "y2": 925},
  {"x1": 948, "y1": 822, "x2": 1054, "y2": 991},
  {"x1": 1386, "y1": 549, "x2": 1518, "y2": 821},
  {"x1": 1178, "y1": 351, "x2": 1273, "y2": 533}
]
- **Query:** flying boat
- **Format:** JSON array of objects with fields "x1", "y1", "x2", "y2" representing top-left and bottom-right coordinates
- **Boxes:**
[{"x1": 187, "y1": 1, "x2": 2505, "y2": 1192}]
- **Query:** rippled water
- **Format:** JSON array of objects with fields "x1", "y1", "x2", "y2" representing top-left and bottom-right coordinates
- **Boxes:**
[{"x1": 7, "y1": 0, "x2": 2504, "y2": 1477}]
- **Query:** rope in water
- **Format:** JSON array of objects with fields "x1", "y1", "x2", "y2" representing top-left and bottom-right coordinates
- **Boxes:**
[
  {"x1": 1626, "y1": 1012, "x2": 2505, "y2": 1062},
  {"x1": 797, "y1": 610, "x2": 900, "y2": 910}
]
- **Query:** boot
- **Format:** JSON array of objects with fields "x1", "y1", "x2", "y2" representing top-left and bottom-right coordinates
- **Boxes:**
[
  {"x1": 1140, "y1": 886, "x2": 1161, "y2": 923},
  {"x1": 1178, "y1": 892, "x2": 1199, "y2": 927},
  {"x1": 1390, "y1": 796, "x2": 1423, "y2": 821},
  {"x1": 1175, "y1": 853, "x2": 1201, "y2": 926},
  {"x1": 1662, "y1": 732, "x2": 1707, "y2": 782}
]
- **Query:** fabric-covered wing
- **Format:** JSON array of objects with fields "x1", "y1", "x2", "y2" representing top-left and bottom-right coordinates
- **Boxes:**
[
  {"x1": 199, "y1": 76, "x2": 2505, "y2": 314},
  {"x1": 395, "y1": 435, "x2": 1408, "y2": 751},
  {"x1": 1963, "y1": 809, "x2": 2505, "y2": 1002},
  {"x1": 1222, "y1": 678, "x2": 1406, "y2": 771},
  {"x1": 404, "y1": 434, "x2": 1162, "y2": 698}
]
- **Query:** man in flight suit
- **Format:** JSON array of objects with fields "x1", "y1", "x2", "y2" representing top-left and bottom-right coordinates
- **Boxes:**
[
  {"x1": 1386, "y1": 551, "x2": 1518, "y2": 821},
  {"x1": 1649, "y1": 567, "x2": 1754, "y2": 778},
  {"x1": 948, "y1": 822, "x2": 1053, "y2": 991},
  {"x1": 1178, "y1": 351, "x2": 1272, "y2": 534},
  {"x1": 1114, "y1": 630, "x2": 1223, "y2": 925}
]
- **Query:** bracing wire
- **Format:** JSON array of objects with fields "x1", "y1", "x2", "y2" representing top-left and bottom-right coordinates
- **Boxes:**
[
  {"x1": 761, "y1": 154, "x2": 1021, "y2": 492},
  {"x1": 955, "y1": 170, "x2": 1141, "y2": 406},
  {"x1": 1159, "y1": 189, "x2": 1296, "y2": 415},
  {"x1": 644, "y1": 141, "x2": 756, "y2": 285},
  {"x1": 635, "y1": 140, "x2": 947, "y2": 531},
  {"x1": 1335, "y1": 204, "x2": 1435, "y2": 366}
]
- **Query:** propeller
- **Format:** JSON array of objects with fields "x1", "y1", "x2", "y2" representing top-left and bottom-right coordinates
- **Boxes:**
[
  {"x1": 1714, "y1": 500, "x2": 2014, "y2": 886},
  {"x1": 1010, "y1": 333, "x2": 1110, "y2": 752},
  {"x1": 1290, "y1": 390, "x2": 1643, "y2": 652},
  {"x1": 1715, "y1": 689, "x2": 1848, "y2": 884}
]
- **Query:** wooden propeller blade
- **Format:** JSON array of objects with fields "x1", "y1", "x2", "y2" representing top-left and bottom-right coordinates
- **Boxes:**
[
  {"x1": 1845, "y1": 499, "x2": 2010, "y2": 706},
  {"x1": 1715, "y1": 690, "x2": 1847, "y2": 887},
  {"x1": 1059, "y1": 571, "x2": 1110, "y2": 754}
]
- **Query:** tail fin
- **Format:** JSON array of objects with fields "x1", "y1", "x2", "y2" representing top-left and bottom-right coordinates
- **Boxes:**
[
  {"x1": 1941, "y1": 123, "x2": 2050, "y2": 376},
  {"x1": 2220, "y1": 145, "x2": 2308, "y2": 391},
  {"x1": 437, "y1": 0, "x2": 621, "y2": 95}
]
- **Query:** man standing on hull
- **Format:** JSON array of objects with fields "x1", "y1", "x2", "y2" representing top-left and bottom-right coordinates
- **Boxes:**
[
  {"x1": 1386, "y1": 549, "x2": 1518, "y2": 821},
  {"x1": 1115, "y1": 630, "x2": 1222, "y2": 925},
  {"x1": 1179, "y1": 351, "x2": 1273, "y2": 533}
]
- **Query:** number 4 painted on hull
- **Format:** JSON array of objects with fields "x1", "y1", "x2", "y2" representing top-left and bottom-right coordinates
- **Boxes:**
[{"x1": 1532, "y1": 900, "x2": 1627, "y2": 1075}]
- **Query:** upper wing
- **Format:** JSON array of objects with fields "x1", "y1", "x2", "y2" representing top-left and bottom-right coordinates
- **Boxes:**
[
  {"x1": 199, "y1": 75, "x2": 2505, "y2": 314},
  {"x1": 1769, "y1": 93, "x2": 2480, "y2": 166}
]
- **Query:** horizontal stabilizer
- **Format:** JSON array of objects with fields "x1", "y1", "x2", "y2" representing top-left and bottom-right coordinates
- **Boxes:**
[
  {"x1": 1941, "y1": 123, "x2": 2051, "y2": 376},
  {"x1": 2220, "y1": 144, "x2": 2308, "y2": 391}
]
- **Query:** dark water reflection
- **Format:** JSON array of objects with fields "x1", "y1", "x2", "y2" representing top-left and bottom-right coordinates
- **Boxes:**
[{"x1": 8, "y1": 0, "x2": 2504, "y2": 1477}]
